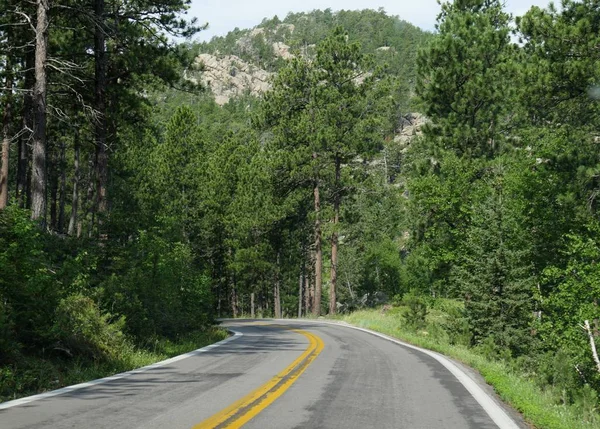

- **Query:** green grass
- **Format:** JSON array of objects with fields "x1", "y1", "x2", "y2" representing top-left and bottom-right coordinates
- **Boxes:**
[
  {"x1": 0, "y1": 327, "x2": 229, "y2": 403},
  {"x1": 338, "y1": 308, "x2": 600, "y2": 429}
]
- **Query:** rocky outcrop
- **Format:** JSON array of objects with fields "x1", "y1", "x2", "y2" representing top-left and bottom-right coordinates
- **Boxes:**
[
  {"x1": 272, "y1": 42, "x2": 293, "y2": 59},
  {"x1": 190, "y1": 23, "x2": 300, "y2": 105},
  {"x1": 394, "y1": 113, "x2": 427, "y2": 151},
  {"x1": 191, "y1": 54, "x2": 273, "y2": 105}
]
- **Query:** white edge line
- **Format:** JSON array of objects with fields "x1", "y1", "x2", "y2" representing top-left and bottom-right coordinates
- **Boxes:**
[
  {"x1": 273, "y1": 318, "x2": 521, "y2": 429},
  {"x1": 0, "y1": 330, "x2": 243, "y2": 410}
]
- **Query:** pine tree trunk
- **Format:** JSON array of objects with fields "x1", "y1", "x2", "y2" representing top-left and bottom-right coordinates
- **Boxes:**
[
  {"x1": 274, "y1": 250, "x2": 282, "y2": 319},
  {"x1": 313, "y1": 180, "x2": 322, "y2": 316},
  {"x1": 56, "y1": 141, "x2": 66, "y2": 232},
  {"x1": 329, "y1": 157, "x2": 341, "y2": 315},
  {"x1": 81, "y1": 165, "x2": 94, "y2": 237},
  {"x1": 257, "y1": 292, "x2": 263, "y2": 319},
  {"x1": 231, "y1": 283, "x2": 238, "y2": 318},
  {"x1": 0, "y1": 59, "x2": 11, "y2": 210},
  {"x1": 94, "y1": 0, "x2": 108, "y2": 230},
  {"x1": 49, "y1": 146, "x2": 58, "y2": 229},
  {"x1": 305, "y1": 267, "x2": 312, "y2": 315},
  {"x1": 31, "y1": 0, "x2": 49, "y2": 223},
  {"x1": 17, "y1": 51, "x2": 34, "y2": 208},
  {"x1": 68, "y1": 133, "x2": 80, "y2": 236},
  {"x1": 298, "y1": 264, "x2": 304, "y2": 318}
]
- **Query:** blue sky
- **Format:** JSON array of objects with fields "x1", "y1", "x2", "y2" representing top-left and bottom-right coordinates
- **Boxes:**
[{"x1": 184, "y1": 0, "x2": 554, "y2": 42}]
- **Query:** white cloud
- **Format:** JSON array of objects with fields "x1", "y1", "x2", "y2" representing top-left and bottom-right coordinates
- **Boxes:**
[{"x1": 184, "y1": 0, "x2": 555, "y2": 42}]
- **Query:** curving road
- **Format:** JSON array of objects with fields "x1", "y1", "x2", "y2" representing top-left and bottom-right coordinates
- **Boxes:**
[{"x1": 0, "y1": 320, "x2": 526, "y2": 429}]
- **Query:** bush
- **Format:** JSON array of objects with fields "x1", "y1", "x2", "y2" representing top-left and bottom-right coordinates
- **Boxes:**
[
  {"x1": 0, "y1": 206, "x2": 61, "y2": 351},
  {"x1": 0, "y1": 296, "x2": 18, "y2": 363},
  {"x1": 402, "y1": 292, "x2": 428, "y2": 330},
  {"x1": 53, "y1": 294, "x2": 127, "y2": 361},
  {"x1": 442, "y1": 305, "x2": 470, "y2": 346}
]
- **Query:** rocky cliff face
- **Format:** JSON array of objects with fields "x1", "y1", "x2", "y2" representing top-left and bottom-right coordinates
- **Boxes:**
[
  {"x1": 395, "y1": 113, "x2": 427, "y2": 151},
  {"x1": 190, "y1": 23, "x2": 299, "y2": 105},
  {"x1": 189, "y1": 54, "x2": 273, "y2": 105}
]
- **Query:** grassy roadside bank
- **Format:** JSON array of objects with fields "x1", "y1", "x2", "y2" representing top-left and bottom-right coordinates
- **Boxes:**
[
  {"x1": 0, "y1": 327, "x2": 228, "y2": 404},
  {"x1": 337, "y1": 308, "x2": 599, "y2": 429}
]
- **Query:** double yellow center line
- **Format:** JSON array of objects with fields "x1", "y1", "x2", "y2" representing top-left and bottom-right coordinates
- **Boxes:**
[{"x1": 192, "y1": 326, "x2": 325, "y2": 429}]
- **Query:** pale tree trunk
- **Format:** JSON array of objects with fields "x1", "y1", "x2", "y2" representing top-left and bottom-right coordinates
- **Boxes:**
[
  {"x1": 67, "y1": 132, "x2": 79, "y2": 236},
  {"x1": 0, "y1": 58, "x2": 12, "y2": 210},
  {"x1": 313, "y1": 179, "x2": 322, "y2": 316},
  {"x1": 31, "y1": 0, "x2": 49, "y2": 223},
  {"x1": 274, "y1": 250, "x2": 282, "y2": 319},
  {"x1": 94, "y1": 0, "x2": 108, "y2": 229},
  {"x1": 329, "y1": 157, "x2": 341, "y2": 315},
  {"x1": 583, "y1": 320, "x2": 600, "y2": 374},
  {"x1": 250, "y1": 292, "x2": 255, "y2": 318},
  {"x1": 17, "y1": 51, "x2": 34, "y2": 208}
]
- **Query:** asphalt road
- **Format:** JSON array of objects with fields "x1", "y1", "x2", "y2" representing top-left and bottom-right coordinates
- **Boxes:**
[{"x1": 0, "y1": 320, "x2": 526, "y2": 429}]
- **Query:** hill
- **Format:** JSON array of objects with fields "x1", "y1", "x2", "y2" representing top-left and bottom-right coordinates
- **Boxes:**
[{"x1": 185, "y1": 9, "x2": 432, "y2": 105}]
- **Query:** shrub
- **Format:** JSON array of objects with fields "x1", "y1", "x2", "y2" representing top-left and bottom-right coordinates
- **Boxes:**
[
  {"x1": 402, "y1": 292, "x2": 428, "y2": 330},
  {"x1": 53, "y1": 294, "x2": 127, "y2": 361}
]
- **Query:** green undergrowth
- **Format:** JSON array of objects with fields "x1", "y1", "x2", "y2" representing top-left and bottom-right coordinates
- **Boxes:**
[
  {"x1": 0, "y1": 327, "x2": 228, "y2": 403},
  {"x1": 337, "y1": 305, "x2": 600, "y2": 429}
]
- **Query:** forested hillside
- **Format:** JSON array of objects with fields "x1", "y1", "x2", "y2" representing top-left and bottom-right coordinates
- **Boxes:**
[
  {"x1": 1, "y1": 1, "x2": 600, "y2": 427},
  {"x1": 197, "y1": 9, "x2": 429, "y2": 76},
  {"x1": 183, "y1": 9, "x2": 430, "y2": 105}
]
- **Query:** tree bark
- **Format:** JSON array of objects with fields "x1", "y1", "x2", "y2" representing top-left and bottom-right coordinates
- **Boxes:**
[
  {"x1": 94, "y1": 0, "x2": 108, "y2": 228},
  {"x1": 49, "y1": 145, "x2": 58, "y2": 229},
  {"x1": 274, "y1": 250, "x2": 282, "y2": 319},
  {"x1": 68, "y1": 132, "x2": 80, "y2": 236},
  {"x1": 329, "y1": 157, "x2": 341, "y2": 315},
  {"x1": 250, "y1": 292, "x2": 255, "y2": 318},
  {"x1": 230, "y1": 283, "x2": 238, "y2": 318},
  {"x1": 298, "y1": 263, "x2": 304, "y2": 318},
  {"x1": 17, "y1": 51, "x2": 34, "y2": 208},
  {"x1": 81, "y1": 163, "x2": 95, "y2": 237},
  {"x1": 0, "y1": 58, "x2": 12, "y2": 210},
  {"x1": 313, "y1": 180, "x2": 322, "y2": 316},
  {"x1": 31, "y1": 0, "x2": 49, "y2": 224},
  {"x1": 57, "y1": 141, "x2": 66, "y2": 232},
  {"x1": 305, "y1": 266, "x2": 312, "y2": 315}
]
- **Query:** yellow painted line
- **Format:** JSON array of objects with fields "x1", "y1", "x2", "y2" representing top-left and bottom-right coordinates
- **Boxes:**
[{"x1": 192, "y1": 326, "x2": 324, "y2": 429}]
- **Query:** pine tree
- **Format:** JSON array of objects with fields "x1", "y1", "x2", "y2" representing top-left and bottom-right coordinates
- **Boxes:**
[
  {"x1": 452, "y1": 160, "x2": 534, "y2": 355},
  {"x1": 417, "y1": 0, "x2": 514, "y2": 158},
  {"x1": 258, "y1": 27, "x2": 391, "y2": 314}
]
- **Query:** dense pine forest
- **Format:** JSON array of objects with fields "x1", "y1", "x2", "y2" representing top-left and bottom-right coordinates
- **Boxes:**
[{"x1": 1, "y1": 1, "x2": 600, "y2": 427}]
